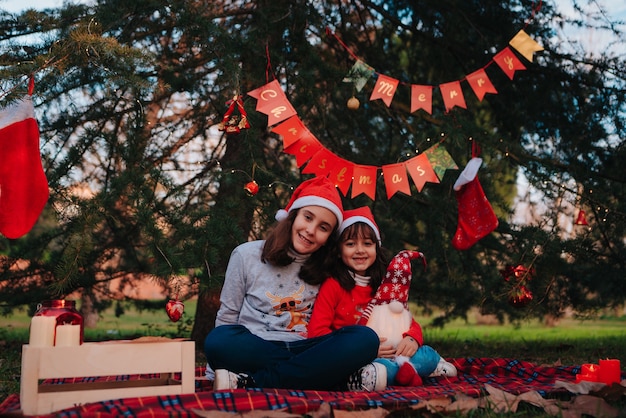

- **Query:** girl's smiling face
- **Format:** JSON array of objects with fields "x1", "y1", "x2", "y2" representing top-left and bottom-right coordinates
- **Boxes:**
[
  {"x1": 340, "y1": 232, "x2": 377, "y2": 276},
  {"x1": 290, "y1": 205, "x2": 337, "y2": 254}
]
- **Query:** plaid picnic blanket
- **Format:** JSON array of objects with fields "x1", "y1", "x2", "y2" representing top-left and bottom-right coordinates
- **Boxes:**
[{"x1": 0, "y1": 358, "x2": 609, "y2": 417}]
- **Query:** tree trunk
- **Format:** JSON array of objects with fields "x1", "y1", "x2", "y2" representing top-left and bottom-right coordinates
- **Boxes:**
[
  {"x1": 79, "y1": 291, "x2": 100, "y2": 329},
  {"x1": 190, "y1": 287, "x2": 222, "y2": 352}
]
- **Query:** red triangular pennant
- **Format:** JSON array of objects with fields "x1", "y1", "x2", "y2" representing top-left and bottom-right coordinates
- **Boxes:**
[
  {"x1": 405, "y1": 154, "x2": 439, "y2": 192},
  {"x1": 493, "y1": 47, "x2": 526, "y2": 80},
  {"x1": 282, "y1": 134, "x2": 322, "y2": 167},
  {"x1": 302, "y1": 148, "x2": 335, "y2": 176},
  {"x1": 351, "y1": 165, "x2": 378, "y2": 200},
  {"x1": 382, "y1": 163, "x2": 411, "y2": 199},
  {"x1": 328, "y1": 157, "x2": 354, "y2": 197},
  {"x1": 466, "y1": 69, "x2": 498, "y2": 101},
  {"x1": 411, "y1": 84, "x2": 433, "y2": 114},
  {"x1": 369, "y1": 74, "x2": 399, "y2": 107},
  {"x1": 271, "y1": 115, "x2": 306, "y2": 148},
  {"x1": 439, "y1": 81, "x2": 467, "y2": 112},
  {"x1": 247, "y1": 80, "x2": 297, "y2": 126}
]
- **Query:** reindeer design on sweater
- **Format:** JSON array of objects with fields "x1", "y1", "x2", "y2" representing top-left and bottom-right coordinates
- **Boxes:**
[{"x1": 266, "y1": 285, "x2": 311, "y2": 329}]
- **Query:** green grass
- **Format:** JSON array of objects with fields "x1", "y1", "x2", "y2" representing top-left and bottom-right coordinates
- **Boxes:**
[{"x1": 1, "y1": 302, "x2": 625, "y2": 416}]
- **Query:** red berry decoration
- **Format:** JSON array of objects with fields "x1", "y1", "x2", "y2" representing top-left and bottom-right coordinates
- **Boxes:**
[
  {"x1": 244, "y1": 180, "x2": 259, "y2": 196},
  {"x1": 165, "y1": 299, "x2": 184, "y2": 322}
]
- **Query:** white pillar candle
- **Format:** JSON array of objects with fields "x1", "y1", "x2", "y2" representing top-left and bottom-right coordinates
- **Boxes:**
[
  {"x1": 55, "y1": 324, "x2": 81, "y2": 347},
  {"x1": 29, "y1": 316, "x2": 56, "y2": 347}
]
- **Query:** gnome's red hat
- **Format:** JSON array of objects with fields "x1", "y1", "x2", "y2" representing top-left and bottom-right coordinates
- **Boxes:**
[
  {"x1": 339, "y1": 206, "x2": 381, "y2": 243},
  {"x1": 358, "y1": 250, "x2": 426, "y2": 324},
  {"x1": 275, "y1": 176, "x2": 343, "y2": 225}
]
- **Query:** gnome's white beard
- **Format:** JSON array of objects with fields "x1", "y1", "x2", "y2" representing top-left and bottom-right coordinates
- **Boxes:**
[{"x1": 365, "y1": 300, "x2": 412, "y2": 349}]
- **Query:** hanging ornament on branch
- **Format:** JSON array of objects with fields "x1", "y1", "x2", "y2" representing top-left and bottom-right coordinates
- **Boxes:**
[
  {"x1": 244, "y1": 180, "x2": 259, "y2": 196},
  {"x1": 217, "y1": 95, "x2": 250, "y2": 136},
  {"x1": 165, "y1": 276, "x2": 185, "y2": 322},
  {"x1": 230, "y1": 165, "x2": 260, "y2": 197},
  {"x1": 166, "y1": 297, "x2": 184, "y2": 322},
  {"x1": 347, "y1": 96, "x2": 360, "y2": 110},
  {"x1": 500, "y1": 264, "x2": 535, "y2": 308}
]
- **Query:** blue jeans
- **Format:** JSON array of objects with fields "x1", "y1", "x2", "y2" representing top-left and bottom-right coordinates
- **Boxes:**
[
  {"x1": 204, "y1": 324, "x2": 379, "y2": 390},
  {"x1": 374, "y1": 345, "x2": 442, "y2": 386}
]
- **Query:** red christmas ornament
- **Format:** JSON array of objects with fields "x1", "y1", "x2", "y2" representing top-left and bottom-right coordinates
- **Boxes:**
[
  {"x1": 500, "y1": 264, "x2": 533, "y2": 282},
  {"x1": 500, "y1": 264, "x2": 534, "y2": 308},
  {"x1": 575, "y1": 210, "x2": 588, "y2": 226},
  {"x1": 508, "y1": 284, "x2": 533, "y2": 308},
  {"x1": 244, "y1": 180, "x2": 259, "y2": 196},
  {"x1": 165, "y1": 299, "x2": 184, "y2": 322}
]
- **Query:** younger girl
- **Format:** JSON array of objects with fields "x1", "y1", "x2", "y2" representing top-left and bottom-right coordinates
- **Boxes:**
[
  {"x1": 204, "y1": 177, "x2": 384, "y2": 392},
  {"x1": 308, "y1": 206, "x2": 456, "y2": 386}
]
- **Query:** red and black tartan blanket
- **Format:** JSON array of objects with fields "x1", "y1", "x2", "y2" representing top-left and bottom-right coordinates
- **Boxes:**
[{"x1": 1, "y1": 358, "x2": 619, "y2": 417}]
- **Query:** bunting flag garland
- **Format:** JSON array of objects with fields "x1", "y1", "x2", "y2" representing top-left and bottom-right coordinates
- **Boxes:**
[
  {"x1": 245, "y1": 22, "x2": 544, "y2": 200},
  {"x1": 254, "y1": 82, "x2": 458, "y2": 200},
  {"x1": 330, "y1": 29, "x2": 543, "y2": 114}
]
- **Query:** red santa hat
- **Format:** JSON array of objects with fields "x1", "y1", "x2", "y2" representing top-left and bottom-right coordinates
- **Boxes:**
[
  {"x1": 275, "y1": 176, "x2": 343, "y2": 226},
  {"x1": 358, "y1": 250, "x2": 426, "y2": 324},
  {"x1": 339, "y1": 206, "x2": 381, "y2": 243}
]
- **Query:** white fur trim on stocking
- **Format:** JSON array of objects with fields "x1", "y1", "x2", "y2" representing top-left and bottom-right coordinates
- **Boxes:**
[{"x1": 453, "y1": 157, "x2": 483, "y2": 191}]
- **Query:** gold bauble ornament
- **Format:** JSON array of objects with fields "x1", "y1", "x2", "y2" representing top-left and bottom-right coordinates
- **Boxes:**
[{"x1": 347, "y1": 96, "x2": 360, "y2": 110}]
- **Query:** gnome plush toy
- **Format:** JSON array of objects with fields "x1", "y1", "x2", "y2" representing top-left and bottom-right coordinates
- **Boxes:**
[
  {"x1": 359, "y1": 250, "x2": 425, "y2": 347},
  {"x1": 358, "y1": 250, "x2": 430, "y2": 386}
]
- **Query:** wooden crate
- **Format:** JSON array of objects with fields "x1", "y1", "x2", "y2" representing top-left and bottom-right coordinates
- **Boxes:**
[{"x1": 20, "y1": 339, "x2": 195, "y2": 415}]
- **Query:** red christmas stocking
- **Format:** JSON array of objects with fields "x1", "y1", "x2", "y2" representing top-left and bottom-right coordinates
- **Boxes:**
[
  {"x1": 0, "y1": 95, "x2": 49, "y2": 239},
  {"x1": 452, "y1": 158, "x2": 498, "y2": 250}
]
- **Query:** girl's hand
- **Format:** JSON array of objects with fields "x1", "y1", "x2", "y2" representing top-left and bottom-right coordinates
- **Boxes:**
[
  {"x1": 377, "y1": 337, "x2": 396, "y2": 358},
  {"x1": 395, "y1": 336, "x2": 419, "y2": 357}
]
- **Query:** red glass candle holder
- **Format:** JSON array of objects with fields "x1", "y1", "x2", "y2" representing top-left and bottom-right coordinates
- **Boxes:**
[
  {"x1": 29, "y1": 300, "x2": 84, "y2": 347},
  {"x1": 598, "y1": 359, "x2": 621, "y2": 385}
]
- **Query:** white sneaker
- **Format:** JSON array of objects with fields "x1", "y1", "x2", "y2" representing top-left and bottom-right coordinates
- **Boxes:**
[
  {"x1": 213, "y1": 369, "x2": 253, "y2": 390},
  {"x1": 429, "y1": 358, "x2": 457, "y2": 377},
  {"x1": 346, "y1": 362, "x2": 387, "y2": 392}
]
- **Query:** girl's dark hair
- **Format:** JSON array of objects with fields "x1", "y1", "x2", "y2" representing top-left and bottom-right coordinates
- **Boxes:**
[
  {"x1": 331, "y1": 222, "x2": 389, "y2": 295},
  {"x1": 262, "y1": 209, "x2": 339, "y2": 286}
]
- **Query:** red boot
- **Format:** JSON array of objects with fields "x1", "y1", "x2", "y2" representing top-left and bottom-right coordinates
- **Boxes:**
[{"x1": 395, "y1": 362, "x2": 423, "y2": 386}]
